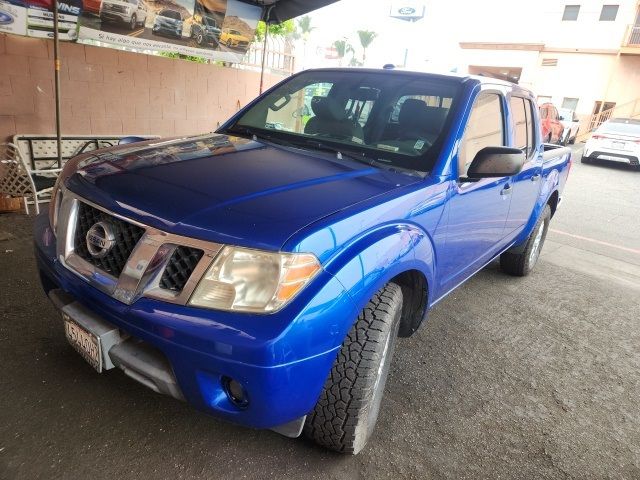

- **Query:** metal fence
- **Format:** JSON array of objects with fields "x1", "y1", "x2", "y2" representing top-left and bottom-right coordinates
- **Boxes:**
[{"x1": 624, "y1": 24, "x2": 640, "y2": 46}]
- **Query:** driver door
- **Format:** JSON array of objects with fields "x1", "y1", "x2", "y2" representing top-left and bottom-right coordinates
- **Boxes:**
[{"x1": 439, "y1": 90, "x2": 513, "y2": 294}]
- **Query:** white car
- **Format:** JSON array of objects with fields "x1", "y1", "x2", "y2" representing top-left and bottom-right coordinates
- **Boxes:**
[
  {"x1": 100, "y1": 0, "x2": 148, "y2": 30},
  {"x1": 582, "y1": 118, "x2": 640, "y2": 168},
  {"x1": 557, "y1": 107, "x2": 580, "y2": 145}
]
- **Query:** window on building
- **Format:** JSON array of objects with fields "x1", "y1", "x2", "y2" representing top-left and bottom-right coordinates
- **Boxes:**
[
  {"x1": 562, "y1": 97, "x2": 579, "y2": 111},
  {"x1": 600, "y1": 5, "x2": 619, "y2": 21},
  {"x1": 562, "y1": 5, "x2": 580, "y2": 21},
  {"x1": 458, "y1": 93, "x2": 505, "y2": 178}
]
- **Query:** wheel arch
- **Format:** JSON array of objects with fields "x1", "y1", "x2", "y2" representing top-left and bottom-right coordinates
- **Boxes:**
[
  {"x1": 547, "y1": 189, "x2": 560, "y2": 218},
  {"x1": 325, "y1": 222, "x2": 434, "y2": 339}
]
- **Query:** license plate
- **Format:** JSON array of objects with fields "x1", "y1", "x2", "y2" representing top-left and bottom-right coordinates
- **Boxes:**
[
  {"x1": 611, "y1": 140, "x2": 626, "y2": 150},
  {"x1": 64, "y1": 313, "x2": 103, "y2": 372}
]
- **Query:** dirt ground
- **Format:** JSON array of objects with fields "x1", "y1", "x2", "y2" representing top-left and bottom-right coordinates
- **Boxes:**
[{"x1": 1, "y1": 145, "x2": 639, "y2": 479}]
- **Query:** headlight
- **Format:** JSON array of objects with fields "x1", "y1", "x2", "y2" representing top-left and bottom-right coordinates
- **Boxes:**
[
  {"x1": 189, "y1": 246, "x2": 321, "y2": 313},
  {"x1": 48, "y1": 179, "x2": 63, "y2": 236}
]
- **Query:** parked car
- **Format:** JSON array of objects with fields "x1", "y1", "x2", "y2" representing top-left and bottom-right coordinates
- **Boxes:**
[
  {"x1": 34, "y1": 68, "x2": 571, "y2": 455},
  {"x1": 220, "y1": 28, "x2": 250, "y2": 49},
  {"x1": 539, "y1": 102, "x2": 564, "y2": 144},
  {"x1": 557, "y1": 107, "x2": 580, "y2": 145},
  {"x1": 82, "y1": 0, "x2": 102, "y2": 15},
  {"x1": 99, "y1": 0, "x2": 147, "y2": 30},
  {"x1": 582, "y1": 117, "x2": 640, "y2": 167},
  {"x1": 152, "y1": 8, "x2": 183, "y2": 38},
  {"x1": 190, "y1": 13, "x2": 221, "y2": 46}
]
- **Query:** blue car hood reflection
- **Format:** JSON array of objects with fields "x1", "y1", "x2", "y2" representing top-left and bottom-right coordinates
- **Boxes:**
[{"x1": 66, "y1": 133, "x2": 418, "y2": 250}]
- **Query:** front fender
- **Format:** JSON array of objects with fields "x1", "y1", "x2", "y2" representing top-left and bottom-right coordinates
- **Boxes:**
[{"x1": 324, "y1": 223, "x2": 435, "y2": 328}]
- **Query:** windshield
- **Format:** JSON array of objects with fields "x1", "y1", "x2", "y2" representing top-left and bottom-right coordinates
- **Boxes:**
[
  {"x1": 598, "y1": 118, "x2": 640, "y2": 136},
  {"x1": 557, "y1": 108, "x2": 574, "y2": 121},
  {"x1": 161, "y1": 10, "x2": 180, "y2": 19},
  {"x1": 227, "y1": 70, "x2": 461, "y2": 174}
]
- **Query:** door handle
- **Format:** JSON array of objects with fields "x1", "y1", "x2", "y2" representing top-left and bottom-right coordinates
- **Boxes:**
[
  {"x1": 500, "y1": 184, "x2": 512, "y2": 196},
  {"x1": 531, "y1": 173, "x2": 541, "y2": 182}
]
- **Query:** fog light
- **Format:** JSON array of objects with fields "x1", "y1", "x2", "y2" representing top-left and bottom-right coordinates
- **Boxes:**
[{"x1": 222, "y1": 376, "x2": 248, "y2": 408}]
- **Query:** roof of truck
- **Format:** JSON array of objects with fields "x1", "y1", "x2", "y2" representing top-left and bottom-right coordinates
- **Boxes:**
[{"x1": 300, "y1": 67, "x2": 532, "y2": 92}]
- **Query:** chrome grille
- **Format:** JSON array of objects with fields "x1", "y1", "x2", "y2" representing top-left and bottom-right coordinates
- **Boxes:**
[
  {"x1": 74, "y1": 202, "x2": 145, "y2": 277},
  {"x1": 56, "y1": 189, "x2": 223, "y2": 306},
  {"x1": 159, "y1": 246, "x2": 204, "y2": 292}
]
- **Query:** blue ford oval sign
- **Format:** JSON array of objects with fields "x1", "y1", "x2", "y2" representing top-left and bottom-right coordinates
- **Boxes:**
[
  {"x1": 398, "y1": 7, "x2": 416, "y2": 15},
  {"x1": 0, "y1": 10, "x2": 14, "y2": 25}
]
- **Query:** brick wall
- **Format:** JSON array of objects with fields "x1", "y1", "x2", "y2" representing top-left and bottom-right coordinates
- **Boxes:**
[{"x1": 0, "y1": 33, "x2": 282, "y2": 141}]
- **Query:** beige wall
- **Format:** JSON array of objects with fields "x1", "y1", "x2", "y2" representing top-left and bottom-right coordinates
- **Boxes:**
[
  {"x1": 0, "y1": 33, "x2": 283, "y2": 142},
  {"x1": 460, "y1": 47, "x2": 640, "y2": 119}
]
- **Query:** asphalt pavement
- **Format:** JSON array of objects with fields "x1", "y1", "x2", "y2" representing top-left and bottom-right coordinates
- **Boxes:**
[{"x1": 1, "y1": 145, "x2": 639, "y2": 479}]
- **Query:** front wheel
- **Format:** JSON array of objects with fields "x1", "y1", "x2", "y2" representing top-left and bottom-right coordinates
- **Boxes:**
[
  {"x1": 129, "y1": 13, "x2": 136, "y2": 30},
  {"x1": 500, "y1": 205, "x2": 551, "y2": 276},
  {"x1": 303, "y1": 282, "x2": 403, "y2": 455}
]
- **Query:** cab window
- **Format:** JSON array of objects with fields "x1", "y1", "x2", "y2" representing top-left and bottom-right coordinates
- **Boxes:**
[
  {"x1": 510, "y1": 96, "x2": 536, "y2": 157},
  {"x1": 458, "y1": 93, "x2": 505, "y2": 178}
]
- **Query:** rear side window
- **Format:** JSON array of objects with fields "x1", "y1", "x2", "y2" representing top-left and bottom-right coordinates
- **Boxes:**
[
  {"x1": 525, "y1": 99, "x2": 536, "y2": 156},
  {"x1": 511, "y1": 96, "x2": 536, "y2": 157},
  {"x1": 510, "y1": 96, "x2": 527, "y2": 152},
  {"x1": 458, "y1": 93, "x2": 505, "y2": 178}
]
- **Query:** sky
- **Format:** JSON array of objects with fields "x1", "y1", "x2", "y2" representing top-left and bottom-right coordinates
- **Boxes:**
[{"x1": 301, "y1": 0, "x2": 466, "y2": 72}]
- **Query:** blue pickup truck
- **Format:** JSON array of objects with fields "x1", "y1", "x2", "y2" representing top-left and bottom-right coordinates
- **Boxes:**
[{"x1": 34, "y1": 68, "x2": 571, "y2": 454}]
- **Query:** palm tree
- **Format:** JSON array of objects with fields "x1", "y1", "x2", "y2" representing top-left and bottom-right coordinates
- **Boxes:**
[
  {"x1": 297, "y1": 15, "x2": 314, "y2": 69},
  {"x1": 357, "y1": 30, "x2": 377, "y2": 63},
  {"x1": 333, "y1": 38, "x2": 354, "y2": 67},
  {"x1": 297, "y1": 16, "x2": 315, "y2": 40}
]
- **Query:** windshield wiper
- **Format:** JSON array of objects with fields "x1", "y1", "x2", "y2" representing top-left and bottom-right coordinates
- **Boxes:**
[
  {"x1": 299, "y1": 139, "x2": 418, "y2": 175},
  {"x1": 225, "y1": 125, "x2": 297, "y2": 148}
]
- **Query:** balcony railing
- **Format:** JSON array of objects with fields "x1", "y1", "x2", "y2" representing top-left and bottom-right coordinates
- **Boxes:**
[{"x1": 623, "y1": 24, "x2": 640, "y2": 47}]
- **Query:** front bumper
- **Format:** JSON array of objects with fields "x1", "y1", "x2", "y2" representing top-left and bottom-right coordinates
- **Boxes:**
[
  {"x1": 34, "y1": 213, "x2": 357, "y2": 431},
  {"x1": 100, "y1": 11, "x2": 129, "y2": 22}
]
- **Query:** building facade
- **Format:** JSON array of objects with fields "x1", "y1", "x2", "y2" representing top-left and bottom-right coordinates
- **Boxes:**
[{"x1": 457, "y1": 0, "x2": 640, "y2": 130}]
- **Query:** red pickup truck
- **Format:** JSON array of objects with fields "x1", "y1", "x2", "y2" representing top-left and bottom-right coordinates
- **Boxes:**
[{"x1": 539, "y1": 103, "x2": 565, "y2": 144}]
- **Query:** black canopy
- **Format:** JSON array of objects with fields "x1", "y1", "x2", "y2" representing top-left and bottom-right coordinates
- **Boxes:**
[{"x1": 243, "y1": 0, "x2": 340, "y2": 23}]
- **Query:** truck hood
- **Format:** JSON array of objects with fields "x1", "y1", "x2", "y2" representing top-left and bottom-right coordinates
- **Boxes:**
[{"x1": 65, "y1": 134, "x2": 418, "y2": 251}]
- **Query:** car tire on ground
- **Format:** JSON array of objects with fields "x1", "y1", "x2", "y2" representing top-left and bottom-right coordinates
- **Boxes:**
[
  {"x1": 581, "y1": 155, "x2": 591, "y2": 164},
  {"x1": 303, "y1": 282, "x2": 403, "y2": 455},
  {"x1": 196, "y1": 31, "x2": 204, "y2": 45},
  {"x1": 500, "y1": 205, "x2": 551, "y2": 277},
  {"x1": 129, "y1": 14, "x2": 136, "y2": 30}
]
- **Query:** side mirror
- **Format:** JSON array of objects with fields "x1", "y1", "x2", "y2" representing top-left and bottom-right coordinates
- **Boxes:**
[{"x1": 466, "y1": 146, "x2": 525, "y2": 180}]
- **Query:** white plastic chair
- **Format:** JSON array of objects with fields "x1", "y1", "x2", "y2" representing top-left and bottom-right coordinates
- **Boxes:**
[{"x1": 0, "y1": 143, "x2": 56, "y2": 215}]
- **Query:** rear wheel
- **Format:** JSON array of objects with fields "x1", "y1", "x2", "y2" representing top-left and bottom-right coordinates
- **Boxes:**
[
  {"x1": 581, "y1": 155, "x2": 591, "y2": 164},
  {"x1": 304, "y1": 283, "x2": 403, "y2": 455},
  {"x1": 500, "y1": 205, "x2": 551, "y2": 276}
]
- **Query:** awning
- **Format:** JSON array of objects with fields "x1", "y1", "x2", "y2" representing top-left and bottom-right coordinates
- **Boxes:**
[{"x1": 249, "y1": 0, "x2": 340, "y2": 22}]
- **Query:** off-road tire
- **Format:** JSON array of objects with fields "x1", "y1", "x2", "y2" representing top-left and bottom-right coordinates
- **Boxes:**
[
  {"x1": 303, "y1": 283, "x2": 403, "y2": 455},
  {"x1": 500, "y1": 205, "x2": 551, "y2": 276}
]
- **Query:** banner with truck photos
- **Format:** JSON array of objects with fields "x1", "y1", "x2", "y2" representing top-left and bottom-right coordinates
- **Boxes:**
[
  {"x1": 0, "y1": 0, "x2": 260, "y2": 60},
  {"x1": 77, "y1": 0, "x2": 261, "y2": 61}
]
